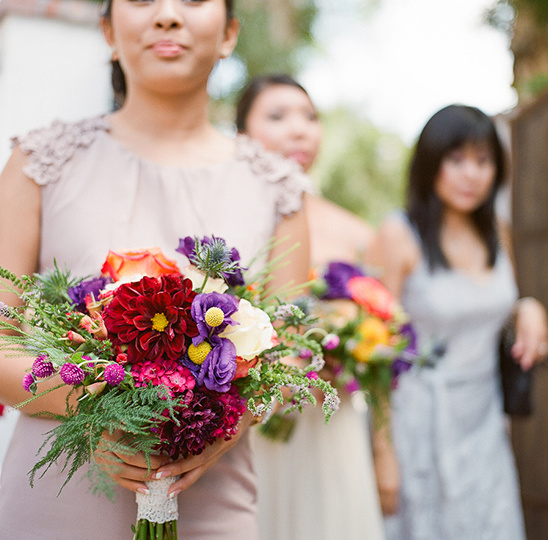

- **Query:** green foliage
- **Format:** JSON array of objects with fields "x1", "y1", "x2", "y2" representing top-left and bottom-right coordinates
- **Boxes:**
[
  {"x1": 234, "y1": 0, "x2": 318, "y2": 80},
  {"x1": 309, "y1": 107, "x2": 410, "y2": 226},
  {"x1": 34, "y1": 261, "x2": 81, "y2": 305},
  {"x1": 519, "y1": 71, "x2": 548, "y2": 97},
  {"x1": 30, "y1": 385, "x2": 178, "y2": 496}
]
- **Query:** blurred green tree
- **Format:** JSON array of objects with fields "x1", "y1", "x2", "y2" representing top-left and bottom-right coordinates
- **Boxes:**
[
  {"x1": 487, "y1": 0, "x2": 548, "y2": 101},
  {"x1": 309, "y1": 107, "x2": 410, "y2": 226}
]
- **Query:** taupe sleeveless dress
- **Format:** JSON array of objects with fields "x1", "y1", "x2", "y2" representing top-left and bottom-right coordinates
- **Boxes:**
[
  {"x1": 384, "y1": 215, "x2": 525, "y2": 540},
  {"x1": 0, "y1": 117, "x2": 311, "y2": 539}
]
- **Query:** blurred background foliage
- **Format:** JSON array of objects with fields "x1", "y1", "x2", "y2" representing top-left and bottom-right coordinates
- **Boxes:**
[{"x1": 486, "y1": 0, "x2": 548, "y2": 100}]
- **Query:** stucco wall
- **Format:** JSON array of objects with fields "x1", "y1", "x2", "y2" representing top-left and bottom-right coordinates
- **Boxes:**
[{"x1": 0, "y1": 13, "x2": 112, "y2": 166}]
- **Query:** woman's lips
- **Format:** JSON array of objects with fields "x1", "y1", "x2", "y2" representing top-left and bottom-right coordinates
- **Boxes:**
[
  {"x1": 286, "y1": 151, "x2": 309, "y2": 166},
  {"x1": 151, "y1": 41, "x2": 185, "y2": 58}
]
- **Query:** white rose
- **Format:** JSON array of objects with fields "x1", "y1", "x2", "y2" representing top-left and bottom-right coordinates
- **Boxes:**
[
  {"x1": 220, "y1": 299, "x2": 275, "y2": 360},
  {"x1": 182, "y1": 266, "x2": 228, "y2": 294}
]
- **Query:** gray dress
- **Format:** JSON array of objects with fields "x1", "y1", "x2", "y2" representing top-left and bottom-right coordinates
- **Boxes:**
[
  {"x1": 0, "y1": 117, "x2": 311, "y2": 539},
  {"x1": 384, "y1": 219, "x2": 525, "y2": 540}
]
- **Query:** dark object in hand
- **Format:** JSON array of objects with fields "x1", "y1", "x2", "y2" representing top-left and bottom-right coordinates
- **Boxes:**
[{"x1": 499, "y1": 324, "x2": 533, "y2": 416}]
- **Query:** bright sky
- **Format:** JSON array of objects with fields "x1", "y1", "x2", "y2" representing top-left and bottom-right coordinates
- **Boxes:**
[{"x1": 301, "y1": 0, "x2": 516, "y2": 144}]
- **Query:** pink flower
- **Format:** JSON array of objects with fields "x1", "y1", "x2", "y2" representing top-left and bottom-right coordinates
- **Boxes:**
[
  {"x1": 322, "y1": 333, "x2": 340, "y2": 351},
  {"x1": 131, "y1": 358, "x2": 195, "y2": 397}
]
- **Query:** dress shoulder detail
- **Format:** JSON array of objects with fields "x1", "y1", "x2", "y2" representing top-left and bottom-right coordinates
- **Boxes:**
[
  {"x1": 236, "y1": 135, "x2": 314, "y2": 216},
  {"x1": 12, "y1": 116, "x2": 109, "y2": 186}
]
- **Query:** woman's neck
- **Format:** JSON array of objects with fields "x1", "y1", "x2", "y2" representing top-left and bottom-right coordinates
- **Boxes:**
[
  {"x1": 440, "y1": 207, "x2": 490, "y2": 275},
  {"x1": 107, "y1": 85, "x2": 234, "y2": 167},
  {"x1": 441, "y1": 207, "x2": 475, "y2": 233}
]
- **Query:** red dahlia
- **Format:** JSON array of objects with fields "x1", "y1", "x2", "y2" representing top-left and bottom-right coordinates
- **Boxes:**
[{"x1": 103, "y1": 274, "x2": 198, "y2": 363}]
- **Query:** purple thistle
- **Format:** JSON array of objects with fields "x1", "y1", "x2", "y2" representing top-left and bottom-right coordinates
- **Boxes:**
[
  {"x1": 60, "y1": 363, "x2": 85, "y2": 385},
  {"x1": 104, "y1": 363, "x2": 125, "y2": 386},
  {"x1": 22, "y1": 372, "x2": 36, "y2": 392},
  {"x1": 299, "y1": 348, "x2": 313, "y2": 359},
  {"x1": 176, "y1": 235, "x2": 245, "y2": 287},
  {"x1": 32, "y1": 354, "x2": 55, "y2": 378}
]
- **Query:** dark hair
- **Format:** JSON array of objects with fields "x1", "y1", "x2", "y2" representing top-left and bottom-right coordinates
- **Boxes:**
[
  {"x1": 236, "y1": 74, "x2": 310, "y2": 132},
  {"x1": 102, "y1": 0, "x2": 235, "y2": 106},
  {"x1": 406, "y1": 104, "x2": 506, "y2": 271}
]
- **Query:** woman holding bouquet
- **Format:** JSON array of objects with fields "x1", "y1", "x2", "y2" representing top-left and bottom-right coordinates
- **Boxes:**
[
  {"x1": 372, "y1": 104, "x2": 547, "y2": 540},
  {"x1": 237, "y1": 74, "x2": 386, "y2": 540},
  {"x1": 0, "y1": 1, "x2": 312, "y2": 538}
]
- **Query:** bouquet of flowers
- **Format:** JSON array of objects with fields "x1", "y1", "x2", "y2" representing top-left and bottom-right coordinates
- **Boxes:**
[
  {"x1": 307, "y1": 261, "x2": 424, "y2": 418},
  {"x1": 0, "y1": 236, "x2": 338, "y2": 540}
]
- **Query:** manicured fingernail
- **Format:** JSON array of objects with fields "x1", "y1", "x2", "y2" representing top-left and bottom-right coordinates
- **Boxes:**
[
  {"x1": 154, "y1": 471, "x2": 170, "y2": 480},
  {"x1": 168, "y1": 489, "x2": 180, "y2": 499},
  {"x1": 137, "y1": 487, "x2": 150, "y2": 495}
]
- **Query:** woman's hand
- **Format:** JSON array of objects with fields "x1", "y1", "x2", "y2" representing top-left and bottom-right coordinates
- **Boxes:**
[
  {"x1": 94, "y1": 412, "x2": 255, "y2": 497},
  {"x1": 512, "y1": 296, "x2": 548, "y2": 371}
]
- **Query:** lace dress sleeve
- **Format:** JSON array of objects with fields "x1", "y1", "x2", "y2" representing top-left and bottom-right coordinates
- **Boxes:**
[
  {"x1": 11, "y1": 117, "x2": 109, "y2": 186},
  {"x1": 237, "y1": 135, "x2": 315, "y2": 219}
]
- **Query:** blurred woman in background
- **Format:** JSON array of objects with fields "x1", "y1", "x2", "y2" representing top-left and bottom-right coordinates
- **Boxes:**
[
  {"x1": 372, "y1": 104, "x2": 547, "y2": 540},
  {"x1": 237, "y1": 74, "x2": 385, "y2": 540}
]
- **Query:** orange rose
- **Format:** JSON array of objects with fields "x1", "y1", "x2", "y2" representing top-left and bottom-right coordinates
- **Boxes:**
[
  {"x1": 347, "y1": 276, "x2": 396, "y2": 320},
  {"x1": 101, "y1": 248, "x2": 180, "y2": 281}
]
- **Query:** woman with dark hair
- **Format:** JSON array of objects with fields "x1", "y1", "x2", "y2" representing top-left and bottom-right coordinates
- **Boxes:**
[
  {"x1": 237, "y1": 74, "x2": 384, "y2": 540},
  {"x1": 0, "y1": 1, "x2": 312, "y2": 538},
  {"x1": 372, "y1": 104, "x2": 547, "y2": 540}
]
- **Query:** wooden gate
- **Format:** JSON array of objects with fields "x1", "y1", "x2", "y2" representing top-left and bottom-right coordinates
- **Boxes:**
[{"x1": 510, "y1": 88, "x2": 548, "y2": 539}]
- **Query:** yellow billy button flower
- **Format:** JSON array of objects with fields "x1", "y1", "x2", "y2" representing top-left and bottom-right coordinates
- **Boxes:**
[
  {"x1": 352, "y1": 318, "x2": 391, "y2": 363},
  {"x1": 205, "y1": 307, "x2": 225, "y2": 327},
  {"x1": 151, "y1": 313, "x2": 169, "y2": 332},
  {"x1": 188, "y1": 341, "x2": 212, "y2": 365}
]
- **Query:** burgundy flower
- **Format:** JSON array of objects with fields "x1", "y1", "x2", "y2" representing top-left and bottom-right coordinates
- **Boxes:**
[
  {"x1": 103, "y1": 275, "x2": 198, "y2": 363},
  {"x1": 210, "y1": 385, "x2": 247, "y2": 439},
  {"x1": 154, "y1": 385, "x2": 245, "y2": 460}
]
